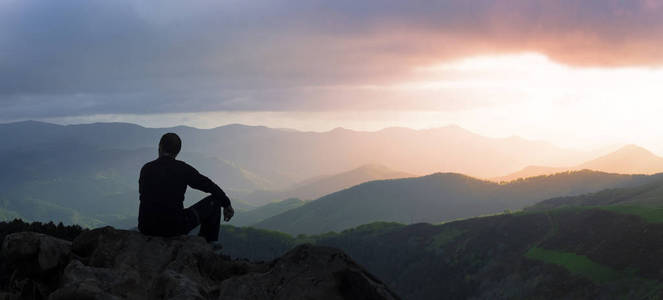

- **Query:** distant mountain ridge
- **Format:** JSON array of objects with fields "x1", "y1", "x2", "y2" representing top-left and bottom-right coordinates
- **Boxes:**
[
  {"x1": 243, "y1": 164, "x2": 414, "y2": 205},
  {"x1": 0, "y1": 120, "x2": 591, "y2": 181},
  {"x1": 253, "y1": 170, "x2": 663, "y2": 235},
  {"x1": 495, "y1": 145, "x2": 663, "y2": 181},
  {"x1": 0, "y1": 120, "x2": 610, "y2": 228},
  {"x1": 229, "y1": 198, "x2": 306, "y2": 227},
  {"x1": 578, "y1": 144, "x2": 663, "y2": 174}
]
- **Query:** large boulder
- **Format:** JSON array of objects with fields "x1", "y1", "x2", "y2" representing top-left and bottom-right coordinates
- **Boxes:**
[
  {"x1": 1, "y1": 232, "x2": 72, "y2": 299},
  {"x1": 218, "y1": 244, "x2": 399, "y2": 300},
  {"x1": 0, "y1": 227, "x2": 398, "y2": 299},
  {"x1": 2, "y1": 231, "x2": 71, "y2": 274}
]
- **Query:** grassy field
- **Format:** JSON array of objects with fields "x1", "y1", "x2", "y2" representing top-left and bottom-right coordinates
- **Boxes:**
[
  {"x1": 426, "y1": 227, "x2": 465, "y2": 251},
  {"x1": 526, "y1": 247, "x2": 621, "y2": 283},
  {"x1": 523, "y1": 204, "x2": 663, "y2": 224},
  {"x1": 526, "y1": 246, "x2": 663, "y2": 298},
  {"x1": 599, "y1": 205, "x2": 663, "y2": 223}
]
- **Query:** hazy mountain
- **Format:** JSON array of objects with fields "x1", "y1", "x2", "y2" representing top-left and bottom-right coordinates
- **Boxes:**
[
  {"x1": 243, "y1": 164, "x2": 413, "y2": 205},
  {"x1": 287, "y1": 164, "x2": 414, "y2": 200},
  {"x1": 253, "y1": 171, "x2": 663, "y2": 235},
  {"x1": 578, "y1": 144, "x2": 663, "y2": 174},
  {"x1": 0, "y1": 120, "x2": 600, "y2": 228},
  {"x1": 0, "y1": 121, "x2": 591, "y2": 183},
  {"x1": 182, "y1": 154, "x2": 276, "y2": 193},
  {"x1": 228, "y1": 198, "x2": 306, "y2": 227},
  {"x1": 495, "y1": 145, "x2": 663, "y2": 181},
  {"x1": 0, "y1": 143, "x2": 256, "y2": 227},
  {"x1": 493, "y1": 165, "x2": 567, "y2": 182}
]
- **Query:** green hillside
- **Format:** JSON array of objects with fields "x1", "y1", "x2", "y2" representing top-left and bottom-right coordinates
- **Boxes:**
[
  {"x1": 221, "y1": 206, "x2": 663, "y2": 299},
  {"x1": 528, "y1": 177, "x2": 663, "y2": 211},
  {"x1": 254, "y1": 171, "x2": 663, "y2": 235}
]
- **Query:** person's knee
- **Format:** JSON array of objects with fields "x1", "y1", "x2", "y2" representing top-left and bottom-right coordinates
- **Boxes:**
[
  {"x1": 205, "y1": 196, "x2": 222, "y2": 209},
  {"x1": 202, "y1": 196, "x2": 222, "y2": 216}
]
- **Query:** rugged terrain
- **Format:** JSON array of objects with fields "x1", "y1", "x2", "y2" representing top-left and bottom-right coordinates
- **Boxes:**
[
  {"x1": 223, "y1": 207, "x2": 663, "y2": 299},
  {"x1": 0, "y1": 225, "x2": 397, "y2": 299}
]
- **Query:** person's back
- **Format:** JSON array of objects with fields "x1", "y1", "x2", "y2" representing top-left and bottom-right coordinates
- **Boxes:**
[
  {"x1": 138, "y1": 133, "x2": 234, "y2": 243},
  {"x1": 139, "y1": 156, "x2": 201, "y2": 236}
]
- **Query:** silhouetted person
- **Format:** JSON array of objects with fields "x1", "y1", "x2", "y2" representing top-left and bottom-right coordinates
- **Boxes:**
[{"x1": 138, "y1": 133, "x2": 234, "y2": 243}]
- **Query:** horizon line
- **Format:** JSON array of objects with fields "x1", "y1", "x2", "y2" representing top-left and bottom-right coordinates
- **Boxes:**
[{"x1": 0, "y1": 119, "x2": 642, "y2": 155}]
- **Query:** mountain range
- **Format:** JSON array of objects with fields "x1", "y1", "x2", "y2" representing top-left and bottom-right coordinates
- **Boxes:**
[
  {"x1": 6, "y1": 121, "x2": 663, "y2": 299},
  {"x1": 228, "y1": 198, "x2": 306, "y2": 227},
  {"x1": 3, "y1": 120, "x2": 662, "y2": 232},
  {"x1": 222, "y1": 180, "x2": 663, "y2": 299},
  {"x1": 242, "y1": 164, "x2": 413, "y2": 205},
  {"x1": 0, "y1": 120, "x2": 591, "y2": 182},
  {"x1": 495, "y1": 145, "x2": 663, "y2": 181},
  {"x1": 253, "y1": 170, "x2": 663, "y2": 235},
  {"x1": 527, "y1": 175, "x2": 663, "y2": 211},
  {"x1": 0, "y1": 120, "x2": 597, "y2": 227}
]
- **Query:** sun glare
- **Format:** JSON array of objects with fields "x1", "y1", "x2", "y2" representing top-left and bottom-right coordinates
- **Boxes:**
[
  {"x1": 409, "y1": 53, "x2": 663, "y2": 94},
  {"x1": 421, "y1": 53, "x2": 554, "y2": 72},
  {"x1": 395, "y1": 53, "x2": 663, "y2": 152},
  {"x1": 43, "y1": 52, "x2": 663, "y2": 153}
]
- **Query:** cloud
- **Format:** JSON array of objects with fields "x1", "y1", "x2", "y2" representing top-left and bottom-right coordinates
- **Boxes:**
[{"x1": 1, "y1": 0, "x2": 662, "y2": 118}]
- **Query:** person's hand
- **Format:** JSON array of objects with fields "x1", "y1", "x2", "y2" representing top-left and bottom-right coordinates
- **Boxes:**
[{"x1": 223, "y1": 205, "x2": 234, "y2": 222}]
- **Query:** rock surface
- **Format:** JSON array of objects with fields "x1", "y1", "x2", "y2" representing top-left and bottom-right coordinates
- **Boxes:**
[{"x1": 0, "y1": 227, "x2": 398, "y2": 299}]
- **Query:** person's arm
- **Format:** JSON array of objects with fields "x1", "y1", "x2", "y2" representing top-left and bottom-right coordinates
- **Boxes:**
[
  {"x1": 138, "y1": 165, "x2": 146, "y2": 197},
  {"x1": 184, "y1": 164, "x2": 231, "y2": 208}
]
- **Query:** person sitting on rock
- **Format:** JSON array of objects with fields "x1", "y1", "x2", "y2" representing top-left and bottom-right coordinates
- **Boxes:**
[{"x1": 138, "y1": 132, "x2": 234, "y2": 244}]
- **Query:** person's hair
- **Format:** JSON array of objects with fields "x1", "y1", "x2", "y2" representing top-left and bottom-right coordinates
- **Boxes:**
[{"x1": 159, "y1": 133, "x2": 182, "y2": 156}]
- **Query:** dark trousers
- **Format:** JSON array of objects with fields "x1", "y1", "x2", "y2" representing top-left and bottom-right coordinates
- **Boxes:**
[{"x1": 182, "y1": 196, "x2": 222, "y2": 242}]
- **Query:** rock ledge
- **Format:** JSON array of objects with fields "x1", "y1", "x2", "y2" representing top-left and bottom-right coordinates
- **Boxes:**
[{"x1": 1, "y1": 227, "x2": 398, "y2": 299}]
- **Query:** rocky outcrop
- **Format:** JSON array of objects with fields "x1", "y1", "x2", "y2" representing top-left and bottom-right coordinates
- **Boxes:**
[{"x1": 0, "y1": 227, "x2": 398, "y2": 300}]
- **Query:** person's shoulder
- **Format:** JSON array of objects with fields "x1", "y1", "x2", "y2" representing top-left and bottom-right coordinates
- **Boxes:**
[
  {"x1": 174, "y1": 159, "x2": 196, "y2": 171},
  {"x1": 140, "y1": 158, "x2": 159, "y2": 170},
  {"x1": 175, "y1": 159, "x2": 202, "y2": 177}
]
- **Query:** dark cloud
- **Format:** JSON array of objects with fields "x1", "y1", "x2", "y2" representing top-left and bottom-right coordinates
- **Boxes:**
[{"x1": 1, "y1": 0, "x2": 662, "y2": 119}]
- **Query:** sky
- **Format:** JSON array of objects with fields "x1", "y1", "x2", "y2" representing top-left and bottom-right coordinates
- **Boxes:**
[{"x1": 2, "y1": 0, "x2": 663, "y2": 152}]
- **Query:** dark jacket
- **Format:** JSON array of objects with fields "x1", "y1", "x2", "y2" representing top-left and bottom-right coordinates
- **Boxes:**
[{"x1": 138, "y1": 156, "x2": 230, "y2": 236}]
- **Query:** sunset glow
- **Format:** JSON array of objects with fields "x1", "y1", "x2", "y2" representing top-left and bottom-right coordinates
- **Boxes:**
[
  {"x1": 7, "y1": 2, "x2": 663, "y2": 293},
  {"x1": 385, "y1": 53, "x2": 663, "y2": 152},
  {"x1": 44, "y1": 52, "x2": 663, "y2": 154},
  {"x1": 4, "y1": 0, "x2": 663, "y2": 154}
]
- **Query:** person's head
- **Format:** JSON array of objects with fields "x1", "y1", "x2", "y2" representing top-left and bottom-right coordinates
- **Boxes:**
[{"x1": 158, "y1": 133, "x2": 182, "y2": 158}]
